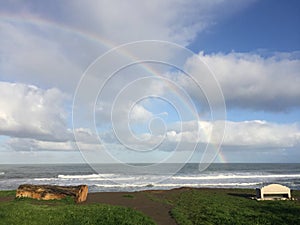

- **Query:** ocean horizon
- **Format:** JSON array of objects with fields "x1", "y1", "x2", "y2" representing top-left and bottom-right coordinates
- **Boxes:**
[{"x1": 0, "y1": 163, "x2": 299, "y2": 192}]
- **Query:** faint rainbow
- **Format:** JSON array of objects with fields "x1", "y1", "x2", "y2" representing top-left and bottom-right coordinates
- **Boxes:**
[
  {"x1": 0, "y1": 13, "x2": 116, "y2": 50},
  {"x1": 0, "y1": 13, "x2": 212, "y2": 126},
  {"x1": 1, "y1": 14, "x2": 217, "y2": 152},
  {"x1": 216, "y1": 148, "x2": 227, "y2": 163},
  {"x1": 1, "y1": 13, "x2": 200, "y2": 118}
]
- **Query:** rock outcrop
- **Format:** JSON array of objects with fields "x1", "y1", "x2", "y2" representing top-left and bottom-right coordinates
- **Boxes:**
[{"x1": 16, "y1": 184, "x2": 88, "y2": 203}]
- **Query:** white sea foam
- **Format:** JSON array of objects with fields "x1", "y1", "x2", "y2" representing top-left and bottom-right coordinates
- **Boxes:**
[
  {"x1": 94, "y1": 182, "x2": 262, "y2": 188},
  {"x1": 57, "y1": 174, "x2": 159, "y2": 181},
  {"x1": 34, "y1": 172, "x2": 300, "y2": 191},
  {"x1": 95, "y1": 183, "x2": 153, "y2": 188},
  {"x1": 157, "y1": 182, "x2": 262, "y2": 187},
  {"x1": 173, "y1": 174, "x2": 300, "y2": 180},
  {"x1": 56, "y1": 173, "x2": 300, "y2": 182},
  {"x1": 58, "y1": 174, "x2": 116, "y2": 179},
  {"x1": 34, "y1": 178, "x2": 57, "y2": 181},
  {"x1": 0, "y1": 172, "x2": 4, "y2": 175}
]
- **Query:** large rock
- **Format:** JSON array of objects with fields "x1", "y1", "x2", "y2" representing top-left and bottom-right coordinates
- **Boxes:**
[{"x1": 16, "y1": 184, "x2": 88, "y2": 203}]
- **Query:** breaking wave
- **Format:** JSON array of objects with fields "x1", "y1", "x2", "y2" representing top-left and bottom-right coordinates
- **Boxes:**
[
  {"x1": 1, "y1": 163, "x2": 300, "y2": 191},
  {"x1": 173, "y1": 174, "x2": 300, "y2": 180}
]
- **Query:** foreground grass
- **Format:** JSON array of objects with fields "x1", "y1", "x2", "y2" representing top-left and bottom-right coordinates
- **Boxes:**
[
  {"x1": 168, "y1": 188, "x2": 300, "y2": 225},
  {"x1": 0, "y1": 190, "x2": 15, "y2": 197},
  {"x1": 1, "y1": 189, "x2": 300, "y2": 225},
  {"x1": 0, "y1": 191, "x2": 155, "y2": 225}
]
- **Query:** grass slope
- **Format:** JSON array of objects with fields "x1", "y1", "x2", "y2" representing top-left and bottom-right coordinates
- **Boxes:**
[
  {"x1": 0, "y1": 191, "x2": 155, "y2": 225},
  {"x1": 1, "y1": 188, "x2": 300, "y2": 225},
  {"x1": 168, "y1": 188, "x2": 300, "y2": 225}
]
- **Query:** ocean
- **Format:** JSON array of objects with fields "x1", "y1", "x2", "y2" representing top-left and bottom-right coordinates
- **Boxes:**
[{"x1": 0, "y1": 163, "x2": 299, "y2": 192}]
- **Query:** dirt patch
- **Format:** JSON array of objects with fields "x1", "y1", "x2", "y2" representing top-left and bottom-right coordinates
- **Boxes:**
[
  {"x1": 85, "y1": 191, "x2": 177, "y2": 225},
  {"x1": 0, "y1": 196, "x2": 14, "y2": 202}
]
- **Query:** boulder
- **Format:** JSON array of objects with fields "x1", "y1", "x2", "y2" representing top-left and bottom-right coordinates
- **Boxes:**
[{"x1": 16, "y1": 184, "x2": 88, "y2": 203}]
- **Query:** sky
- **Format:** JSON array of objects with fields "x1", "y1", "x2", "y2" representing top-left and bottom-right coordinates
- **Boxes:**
[{"x1": 0, "y1": 0, "x2": 299, "y2": 164}]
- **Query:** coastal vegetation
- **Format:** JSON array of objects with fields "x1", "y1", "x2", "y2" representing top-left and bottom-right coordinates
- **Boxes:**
[
  {"x1": 0, "y1": 188, "x2": 299, "y2": 225},
  {"x1": 168, "y1": 188, "x2": 300, "y2": 225},
  {"x1": 0, "y1": 190, "x2": 155, "y2": 225}
]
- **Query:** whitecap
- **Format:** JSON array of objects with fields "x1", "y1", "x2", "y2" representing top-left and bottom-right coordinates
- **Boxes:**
[
  {"x1": 58, "y1": 173, "x2": 116, "y2": 179},
  {"x1": 173, "y1": 174, "x2": 300, "y2": 180}
]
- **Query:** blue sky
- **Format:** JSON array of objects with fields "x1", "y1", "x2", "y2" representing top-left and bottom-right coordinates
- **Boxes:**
[
  {"x1": 190, "y1": 0, "x2": 300, "y2": 53},
  {"x1": 0, "y1": 0, "x2": 299, "y2": 164}
]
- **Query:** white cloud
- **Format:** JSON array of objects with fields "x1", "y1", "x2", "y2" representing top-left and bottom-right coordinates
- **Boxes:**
[
  {"x1": 0, "y1": 0, "x2": 257, "y2": 98},
  {"x1": 66, "y1": 1, "x2": 198, "y2": 45},
  {"x1": 3, "y1": 118, "x2": 299, "y2": 164},
  {"x1": 130, "y1": 104, "x2": 153, "y2": 122},
  {"x1": 0, "y1": 0, "x2": 256, "y2": 46},
  {"x1": 0, "y1": 82, "x2": 70, "y2": 141},
  {"x1": 4, "y1": 128, "x2": 103, "y2": 152},
  {"x1": 177, "y1": 52, "x2": 300, "y2": 111},
  {"x1": 150, "y1": 120, "x2": 300, "y2": 148},
  {"x1": 223, "y1": 120, "x2": 300, "y2": 147},
  {"x1": 197, "y1": 52, "x2": 300, "y2": 111},
  {"x1": 85, "y1": 119, "x2": 300, "y2": 151},
  {"x1": 0, "y1": 20, "x2": 87, "y2": 92},
  {"x1": 7, "y1": 138, "x2": 75, "y2": 151}
]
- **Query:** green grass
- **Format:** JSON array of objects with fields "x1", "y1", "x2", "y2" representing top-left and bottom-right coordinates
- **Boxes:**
[
  {"x1": 0, "y1": 190, "x2": 16, "y2": 197},
  {"x1": 122, "y1": 194, "x2": 135, "y2": 199},
  {"x1": 168, "y1": 189, "x2": 300, "y2": 225},
  {"x1": 0, "y1": 191, "x2": 155, "y2": 225},
  {"x1": 1, "y1": 189, "x2": 300, "y2": 225}
]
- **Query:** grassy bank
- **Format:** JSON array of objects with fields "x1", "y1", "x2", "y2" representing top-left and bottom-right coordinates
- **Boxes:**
[
  {"x1": 0, "y1": 190, "x2": 155, "y2": 225},
  {"x1": 165, "y1": 188, "x2": 300, "y2": 225},
  {"x1": 1, "y1": 188, "x2": 300, "y2": 225}
]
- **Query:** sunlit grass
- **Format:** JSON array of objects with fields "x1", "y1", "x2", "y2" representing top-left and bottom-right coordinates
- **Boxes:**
[
  {"x1": 169, "y1": 189, "x2": 300, "y2": 225},
  {"x1": 0, "y1": 191, "x2": 155, "y2": 225},
  {"x1": 1, "y1": 188, "x2": 300, "y2": 225}
]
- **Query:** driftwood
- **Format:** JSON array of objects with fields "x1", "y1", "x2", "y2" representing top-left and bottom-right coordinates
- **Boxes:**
[{"x1": 16, "y1": 184, "x2": 88, "y2": 203}]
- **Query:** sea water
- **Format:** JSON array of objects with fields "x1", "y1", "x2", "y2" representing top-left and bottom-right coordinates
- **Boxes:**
[{"x1": 0, "y1": 163, "x2": 299, "y2": 192}]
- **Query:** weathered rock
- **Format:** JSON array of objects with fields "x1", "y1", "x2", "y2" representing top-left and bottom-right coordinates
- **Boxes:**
[{"x1": 16, "y1": 184, "x2": 88, "y2": 203}]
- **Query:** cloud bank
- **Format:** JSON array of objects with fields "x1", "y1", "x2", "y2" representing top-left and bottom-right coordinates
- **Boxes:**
[
  {"x1": 0, "y1": 82, "x2": 70, "y2": 142},
  {"x1": 182, "y1": 51, "x2": 300, "y2": 111}
]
